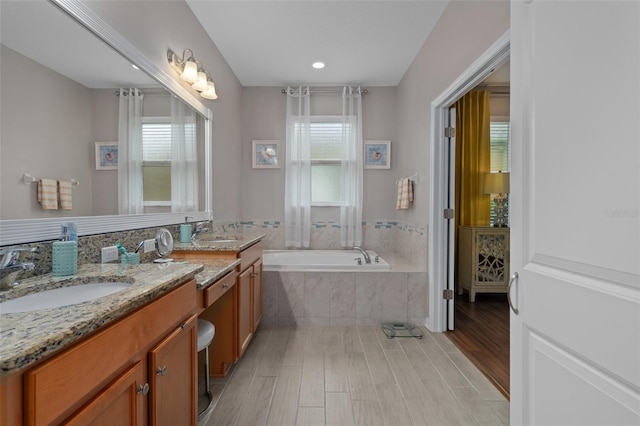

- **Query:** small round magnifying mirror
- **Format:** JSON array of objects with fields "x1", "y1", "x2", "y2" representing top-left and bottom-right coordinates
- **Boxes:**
[{"x1": 155, "y1": 228, "x2": 174, "y2": 258}]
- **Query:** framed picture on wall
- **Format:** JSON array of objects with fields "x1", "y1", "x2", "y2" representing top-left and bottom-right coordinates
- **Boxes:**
[
  {"x1": 95, "y1": 142, "x2": 119, "y2": 170},
  {"x1": 252, "y1": 140, "x2": 280, "y2": 169},
  {"x1": 364, "y1": 140, "x2": 391, "y2": 169}
]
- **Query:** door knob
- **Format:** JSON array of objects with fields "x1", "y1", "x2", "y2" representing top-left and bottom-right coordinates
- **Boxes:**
[{"x1": 507, "y1": 272, "x2": 519, "y2": 315}]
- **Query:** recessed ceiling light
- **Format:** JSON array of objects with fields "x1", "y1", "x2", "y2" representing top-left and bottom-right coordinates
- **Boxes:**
[{"x1": 312, "y1": 62, "x2": 325, "y2": 69}]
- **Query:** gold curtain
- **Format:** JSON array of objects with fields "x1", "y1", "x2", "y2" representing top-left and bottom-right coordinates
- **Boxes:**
[
  {"x1": 454, "y1": 90, "x2": 491, "y2": 229},
  {"x1": 453, "y1": 90, "x2": 491, "y2": 288}
]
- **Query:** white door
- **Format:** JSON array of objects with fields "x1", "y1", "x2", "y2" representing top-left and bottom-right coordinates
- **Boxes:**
[
  {"x1": 510, "y1": 1, "x2": 640, "y2": 424},
  {"x1": 447, "y1": 107, "x2": 456, "y2": 330}
]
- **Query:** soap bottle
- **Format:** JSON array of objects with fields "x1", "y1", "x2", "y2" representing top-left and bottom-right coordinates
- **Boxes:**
[
  {"x1": 52, "y1": 224, "x2": 78, "y2": 277},
  {"x1": 180, "y1": 217, "x2": 192, "y2": 243}
]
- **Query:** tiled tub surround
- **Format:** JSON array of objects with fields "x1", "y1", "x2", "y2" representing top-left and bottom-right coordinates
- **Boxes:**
[
  {"x1": 263, "y1": 253, "x2": 428, "y2": 327},
  {"x1": 0, "y1": 262, "x2": 211, "y2": 375},
  {"x1": 242, "y1": 219, "x2": 428, "y2": 270}
]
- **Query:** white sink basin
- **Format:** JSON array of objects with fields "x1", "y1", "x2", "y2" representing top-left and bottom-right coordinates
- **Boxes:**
[{"x1": 0, "y1": 281, "x2": 133, "y2": 314}]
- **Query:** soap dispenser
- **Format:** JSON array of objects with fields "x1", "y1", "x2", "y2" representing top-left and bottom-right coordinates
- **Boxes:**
[
  {"x1": 180, "y1": 217, "x2": 192, "y2": 243},
  {"x1": 52, "y1": 224, "x2": 78, "y2": 277}
]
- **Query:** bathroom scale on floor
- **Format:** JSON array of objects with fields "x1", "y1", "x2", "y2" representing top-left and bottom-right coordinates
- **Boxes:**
[{"x1": 381, "y1": 322, "x2": 423, "y2": 339}]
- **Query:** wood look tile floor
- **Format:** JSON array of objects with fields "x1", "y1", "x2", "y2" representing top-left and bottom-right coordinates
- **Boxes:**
[{"x1": 199, "y1": 325, "x2": 508, "y2": 426}]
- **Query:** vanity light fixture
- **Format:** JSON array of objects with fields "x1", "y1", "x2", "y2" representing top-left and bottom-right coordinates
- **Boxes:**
[{"x1": 168, "y1": 48, "x2": 218, "y2": 99}]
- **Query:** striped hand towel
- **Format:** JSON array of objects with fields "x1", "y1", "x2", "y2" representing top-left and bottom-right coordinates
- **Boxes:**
[
  {"x1": 58, "y1": 180, "x2": 73, "y2": 211},
  {"x1": 396, "y1": 178, "x2": 413, "y2": 210},
  {"x1": 38, "y1": 178, "x2": 58, "y2": 210}
]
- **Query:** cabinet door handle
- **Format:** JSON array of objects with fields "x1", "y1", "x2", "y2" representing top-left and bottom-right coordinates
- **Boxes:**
[
  {"x1": 251, "y1": 273, "x2": 258, "y2": 278},
  {"x1": 507, "y1": 272, "x2": 519, "y2": 315},
  {"x1": 137, "y1": 383, "x2": 150, "y2": 395},
  {"x1": 156, "y1": 366, "x2": 167, "y2": 376},
  {"x1": 222, "y1": 283, "x2": 229, "y2": 289}
]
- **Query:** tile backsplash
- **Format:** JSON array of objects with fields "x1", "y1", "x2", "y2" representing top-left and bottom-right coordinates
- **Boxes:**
[{"x1": 2, "y1": 218, "x2": 427, "y2": 282}]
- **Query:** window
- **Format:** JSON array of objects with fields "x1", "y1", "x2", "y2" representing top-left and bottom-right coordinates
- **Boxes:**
[
  {"x1": 490, "y1": 121, "x2": 510, "y2": 173},
  {"x1": 489, "y1": 120, "x2": 511, "y2": 225},
  {"x1": 292, "y1": 116, "x2": 354, "y2": 205},
  {"x1": 141, "y1": 117, "x2": 172, "y2": 206}
]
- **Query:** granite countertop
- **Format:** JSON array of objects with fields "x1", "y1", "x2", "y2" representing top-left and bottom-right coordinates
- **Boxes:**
[
  {"x1": 191, "y1": 258, "x2": 241, "y2": 288},
  {"x1": 173, "y1": 233, "x2": 265, "y2": 253},
  {"x1": 0, "y1": 262, "x2": 203, "y2": 375}
]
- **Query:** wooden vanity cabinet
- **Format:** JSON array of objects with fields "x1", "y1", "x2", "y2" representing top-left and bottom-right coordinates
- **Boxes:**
[
  {"x1": 234, "y1": 255, "x2": 263, "y2": 358},
  {"x1": 252, "y1": 258, "x2": 263, "y2": 336},
  {"x1": 174, "y1": 240, "x2": 263, "y2": 369},
  {"x1": 232, "y1": 241, "x2": 263, "y2": 357},
  {"x1": 149, "y1": 313, "x2": 197, "y2": 426},
  {"x1": 64, "y1": 361, "x2": 145, "y2": 425},
  {"x1": 14, "y1": 278, "x2": 198, "y2": 426},
  {"x1": 196, "y1": 270, "x2": 238, "y2": 377}
]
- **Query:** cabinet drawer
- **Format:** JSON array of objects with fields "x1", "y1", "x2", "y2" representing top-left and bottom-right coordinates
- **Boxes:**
[
  {"x1": 239, "y1": 241, "x2": 263, "y2": 272},
  {"x1": 24, "y1": 279, "x2": 196, "y2": 426},
  {"x1": 204, "y1": 271, "x2": 237, "y2": 308}
]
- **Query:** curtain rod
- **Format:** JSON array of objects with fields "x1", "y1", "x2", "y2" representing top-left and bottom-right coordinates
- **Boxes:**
[
  {"x1": 115, "y1": 88, "x2": 168, "y2": 96},
  {"x1": 281, "y1": 87, "x2": 368, "y2": 95}
]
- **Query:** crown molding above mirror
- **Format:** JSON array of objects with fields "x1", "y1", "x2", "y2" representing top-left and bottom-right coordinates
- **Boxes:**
[{"x1": 0, "y1": 0, "x2": 213, "y2": 245}]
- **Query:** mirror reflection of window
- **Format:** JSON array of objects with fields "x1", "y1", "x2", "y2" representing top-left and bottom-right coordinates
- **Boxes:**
[{"x1": 142, "y1": 118, "x2": 173, "y2": 205}]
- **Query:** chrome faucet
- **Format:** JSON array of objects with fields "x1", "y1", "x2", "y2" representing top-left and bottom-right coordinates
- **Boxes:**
[
  {"x1": 353, "y1": 246, "x2": 371, "y2": 264},
  {"x1": 191, "y1": 221, "x2": 209, "y2": 241},
  {"x1": 0, "y1": 246, "x2": 37, "y2": 290}
]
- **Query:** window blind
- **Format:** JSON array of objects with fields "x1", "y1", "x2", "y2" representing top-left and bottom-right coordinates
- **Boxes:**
[{"x1": 489, "y1": 121, "x2": 511, "y2": 226}]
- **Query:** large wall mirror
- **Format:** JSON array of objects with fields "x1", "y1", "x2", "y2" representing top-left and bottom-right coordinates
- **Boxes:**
[{"x1": 0, "y1": 0, "x2": 213, "y2": 245}]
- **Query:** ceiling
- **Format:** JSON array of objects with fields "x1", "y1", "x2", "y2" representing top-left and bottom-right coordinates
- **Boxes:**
[
  {"x1": 1, "y1": 1, "x2": 506, "y2": 92},
  {"x1": 186, "y1": 0, "x2": 449, "y2": 87}
]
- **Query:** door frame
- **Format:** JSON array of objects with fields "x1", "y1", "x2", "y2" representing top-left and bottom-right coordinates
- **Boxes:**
[{"x1": 427, "y1": 31, "x2": 510, "y2": 332}]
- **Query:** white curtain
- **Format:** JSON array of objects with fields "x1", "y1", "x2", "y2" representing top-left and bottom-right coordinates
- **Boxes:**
[
  {"x1": 171, "y1": 96, "x2": 199, "y2": 212},
  {"x1": 340, "y1": 86, "x2": 364, "y2": 247},
  {"x1": 284, "y1": 86, "x2": 312, "y2": 248},
  {"x1": 118, "y1": 88, "x2": 144, "y2": 214}
]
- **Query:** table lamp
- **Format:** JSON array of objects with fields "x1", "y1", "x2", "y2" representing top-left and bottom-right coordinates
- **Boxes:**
[{"x1": 484, "y1": 171, "x2": 510, "y2": 227}]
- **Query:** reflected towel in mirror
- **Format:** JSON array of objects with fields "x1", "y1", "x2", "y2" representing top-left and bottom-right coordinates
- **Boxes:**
[
  {"x1": 58, "y1": 180, "x2": 72, "y2": 210},
  {"x1": 37, "y1": 178, "x2": 58, "y2": 210}
]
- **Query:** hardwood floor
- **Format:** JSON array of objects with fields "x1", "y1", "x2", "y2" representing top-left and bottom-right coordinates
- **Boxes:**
[
  {"x1": 446, "y1": 293, "x2": 510, "y2": 399},
  {"x1": 199, "y1": 325, "x2": 508, "y2": 426}
]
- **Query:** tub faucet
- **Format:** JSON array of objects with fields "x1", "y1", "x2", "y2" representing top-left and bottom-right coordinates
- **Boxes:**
[
  {"x1": 353, "y1": 246, "x2": 371, "y2": 264},
  {"x1": 191, "y1": 221, "x2": 209, "y2": 241},
  {"x1": 0, "y1": 246, "x2": 37, "y2": 290}
]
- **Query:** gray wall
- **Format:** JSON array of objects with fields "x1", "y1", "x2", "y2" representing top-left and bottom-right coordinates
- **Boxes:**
[
  {"x1": 240, "y1": 86, "x2": 398, "y2": 223},
  {"x1": 395, "y1": 0, "x2": 511, "y2": 226},
  {"x1": 0, "y1": 45, "x2": 94, "y2": 219}
]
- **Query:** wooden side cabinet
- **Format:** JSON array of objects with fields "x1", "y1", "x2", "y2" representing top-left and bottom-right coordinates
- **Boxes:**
[{"x1": 457, "y1": 226, "x2": 510, "y2": 302}]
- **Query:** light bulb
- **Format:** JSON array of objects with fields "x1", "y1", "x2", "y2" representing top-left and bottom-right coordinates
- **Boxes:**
[
  {"x1": 201, "y1": 80, "x2": 218, "y2": 100},
  {"x1": 181, "y1": 59, "x2": 198, "y2": 83},
  {"x1": 192, "y1": 71, "x2": 208, "y2": 91}
]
